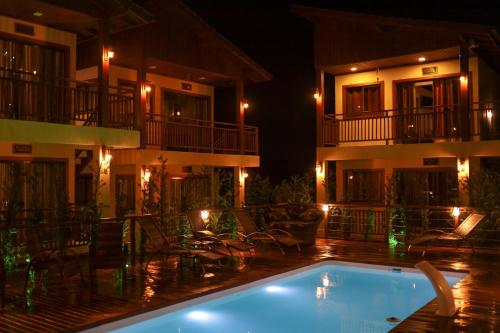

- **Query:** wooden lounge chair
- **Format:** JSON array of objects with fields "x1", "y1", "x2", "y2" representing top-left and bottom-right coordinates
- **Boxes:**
[
  {"x1": 232, "y1": 209, "x2": 302, "y2": 254},
  {"x1": 186, "y1": 210, "x2": 255, "y2": 256},
  {"x1": 139, "y1": 215, "x2": 225, "y2": 275},
  {"x1": 89, "y1": 222, "x2": 128, "y2": 289},
  {"x1": 407, "y1": 213, "x2": 486, "y2": 255}
]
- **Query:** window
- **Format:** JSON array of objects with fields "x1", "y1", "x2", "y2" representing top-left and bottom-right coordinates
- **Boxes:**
[
  {"x1": 117, "y1": 79, "x2": 154, "y2": 114},
  {"x1": 116, "y1": 175, "x2": 136, "y2": 214},
  {"x1": 344, "y1": 84, "x2": 382, "y2": 115},
  {"x1": 394, "y1": 169, "x2": 458, "y2": 206},
  {"x1": 162, "y1": 91, "x2": 210, "y2": 121},
  {"x1": 344, "y1": 169, "x2": 384, "y2": 203}
]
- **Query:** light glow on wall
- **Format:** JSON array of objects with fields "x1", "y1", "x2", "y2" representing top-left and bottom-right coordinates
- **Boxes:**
[
  {"x1": 201, "y1": 210, "x2": 209, "y2": 221},
  {"x1": 452, "y1": 207, "x2": 460, "y2": 218}
]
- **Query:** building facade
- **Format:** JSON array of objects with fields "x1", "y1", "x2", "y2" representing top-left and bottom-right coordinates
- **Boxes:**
[
  {"x1": 295, "y1": 7, "x2": 500, "y2": 226},
  {"x1": 0, "y1": 0, "x2": 270, "y2": 218}
]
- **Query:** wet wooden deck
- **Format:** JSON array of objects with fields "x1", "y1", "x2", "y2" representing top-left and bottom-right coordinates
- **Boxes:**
[{"x1": 1, "y1": 240, "x2": 499, "y2": 332}]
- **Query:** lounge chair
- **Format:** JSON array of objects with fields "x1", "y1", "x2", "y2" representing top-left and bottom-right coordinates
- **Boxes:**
[
  {"x1": 138, "y1": 215, "x2": 225, "y2": 275},
  {"x1": 186, "y1": 210, "x2": 255, "y2": 256},
  {"x1": 407, "y1": 213, "x2": 486, "y2": 255},
  {"x1": 232, "y1": 209, "x2": 302, "y2": 254}
]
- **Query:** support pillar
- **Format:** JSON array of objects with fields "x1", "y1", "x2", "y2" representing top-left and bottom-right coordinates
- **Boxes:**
[
  {"x1": 235, "y1": 80, "x2": 245, "y2": 154},
  {"x1": 98, "y1": 20, "x2": 110, "y2": 127},
  {"x1": 459, "y1": 42, "x2": 470, "y2": 141},
  {"x1": 135, "y1": 28, "x2": 147, "y2": 148},
  {"x1": 234, "y1": 166, "x2": 245, "y2": 208},
  {"x1": 97, "y1": 146, "x2": 112, "y2": 218},
  {"x1": 315, "y1": 69, "x2": 325, "y2": 147}
]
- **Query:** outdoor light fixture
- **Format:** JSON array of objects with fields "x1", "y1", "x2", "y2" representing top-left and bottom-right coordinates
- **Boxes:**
[
  {"x1": 350, "y1": 66, "x2": 358, "y2": 72},
  {"x1": 452, "y1": 207, "x2": 460, "y2": 218},
  {"x1": 487, "y1": 109, "x2": 493, "y2": 120},
  {"x1": 242, "y1": 101, "x2": 249, "y2": 109},
  {"x1": 103, "y1": 49, "x2": 115, "y2": 61},
  {"x1": 315, "y1": 162, "x2": 323, "y2": 174},
  {"x1": 99, "y1": 147, "x2": 112, "y2": 173},
  {"x1": 322, "y1": 204, "x2": 329, "y2": 213},
  {"x1": 107, "y1": 50, "x2": 115, "y2": 59},
  {"x1": 200, "y1": 210, "x2": 209, "y2": 221},
  {"x1": 314, "y1": 88, "x2": 321, "y2": 101},
  {"x1": 459, "y1": 75, "x2": 466, "y2": 83},
  {"x1": 457, "y1": 158, "x2": 466, "y2": 173},
  {"x1": 143, "y1": 167, "x2": 151, "y2": 182},
  {"x1": 145, "y1": 84, "x2": 152, "y2": 93},
  {"x1": 33, "y1": 11, "x2": 43, "y2": 17},
  {"x1": 241, "y1": 170, "x2": 249, "y2": 179},
  {"x1": 418, "y1": 56, "x2": 426, "y2": 62}
]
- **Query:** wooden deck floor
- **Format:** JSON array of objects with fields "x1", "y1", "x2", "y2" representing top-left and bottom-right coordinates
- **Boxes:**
[{"x1": 1, "y1": 240, "x2": 499, "y2": 332}]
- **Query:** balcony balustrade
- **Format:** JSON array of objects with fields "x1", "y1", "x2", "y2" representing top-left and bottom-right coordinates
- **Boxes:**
[
  {"x1": 323, "y1": 103, "x2": 500, "y2": 145},
  {"x1": 145, "y1": 113, "x2": 259, "y2": 155}
]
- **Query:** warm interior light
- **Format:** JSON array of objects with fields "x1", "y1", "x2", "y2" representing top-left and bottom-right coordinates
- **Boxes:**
[
  {"x1": 350, "y1": 67, "x2": 358, "y2": 72},
  {"x1": 200, "y1": 210, "x2": 209, "y2": 221},
  {"x1": 418, "y1": 56, "x2": 426, "y2": 62},
  {"x1": 321, "y1": 204, "x2": 329, "y2": 213},
  {"x1": 33, "y1": 11, "x2": 43, "y2": 17},
  {"x1": 452, "y1": 207, "x2": 460, "y2": 218}
]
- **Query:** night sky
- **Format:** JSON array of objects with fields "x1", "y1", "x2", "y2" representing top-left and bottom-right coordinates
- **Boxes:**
[{"x1": 183, "y1": 0, "x2": 498, "y2": 185}]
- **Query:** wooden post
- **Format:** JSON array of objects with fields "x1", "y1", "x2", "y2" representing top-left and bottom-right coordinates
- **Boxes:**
[
  {"x1": 98, "y1": 20, "x2": 110, "y2": 127},
  {"x1": 235, "y1": 80, "x2": 245, "y2": 154},
  {"x1": 135, "y1": 28, "x2": 147, "y2": 148},
  {"x1": 459, "y1": 43, "x2": 470, "y2": 141},
  {"x1": 315, "y1": 69, "x2": 325, "y2": 147}
]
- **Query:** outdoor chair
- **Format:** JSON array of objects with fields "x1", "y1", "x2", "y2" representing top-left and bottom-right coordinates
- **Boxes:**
[
  {"x1": 24, "y1": 226, "x2": 83, "y2": 299},
  {"x1": 232, "y1": 208, "x2": 302, "y2": 254},
  {"x1": 139, "y1": 215, "x2": 225, "y2": 275},
  {"x1": 88, "y1": 222, "x2": 128, "y2": 289},
  {"x1": 186, "y1": 210, "x2": 255, "y2": 256},
  {"x1": 407, "y1": 213, "x2": 486, "y2": 255}
]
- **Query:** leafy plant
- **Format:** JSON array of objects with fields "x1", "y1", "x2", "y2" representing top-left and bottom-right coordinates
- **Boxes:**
[
  {"x1": 245, "y1": 174, "x2": 273, "y2": 206},
  {"x1": 273, "y1": 174, "x2": 314, "y2": 205},
  {"x1": 364, "y1": 211, "x2": 375, "y2": 241}
]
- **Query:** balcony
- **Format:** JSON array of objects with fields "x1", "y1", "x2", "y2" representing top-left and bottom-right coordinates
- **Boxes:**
[
  {"x1": 0, "y1": 68, "x2": 134, "y2": 129},
  {"x1": 145, "y1": 113, "x2": 259, "y2": 155},
  {"x1": 323, "y1": 103, "x2": 500, "y2": 146}
]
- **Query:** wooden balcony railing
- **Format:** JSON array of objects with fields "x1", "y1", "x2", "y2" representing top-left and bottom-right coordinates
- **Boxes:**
[
  {"x1": 145, "y1": 113, "x2": 259, "y2": 155},
  {"x1": 323, "y1": 103, "x2": 500, "y2": 145},
  {"x1": 0, "y1": 68, "x2": 134, "y2": 129}
]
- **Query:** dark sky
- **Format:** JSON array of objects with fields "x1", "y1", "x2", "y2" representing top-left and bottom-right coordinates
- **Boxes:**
[{"x1": 183, "y1": 0, "x2": 498, "y2": 185}]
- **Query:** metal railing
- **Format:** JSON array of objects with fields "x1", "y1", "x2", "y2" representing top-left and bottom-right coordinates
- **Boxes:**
[
  {"x1": 0, "y1": 68, "x2": 134, "y2": 129},
  {"x1": 145, "y1": 113, "x2": 259, "y2": 155},
  {"x1": 323, "y1": 103, "x2": 500, "y2": 145}
]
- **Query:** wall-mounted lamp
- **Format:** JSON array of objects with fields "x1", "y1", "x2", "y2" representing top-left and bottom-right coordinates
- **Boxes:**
[
  {"x1": 452, "y1": 207, "x2": 460, "y2": 218},
  {"x1": 459, "y1": 75, "x2": 466, "y2": 83},
  {"x1": 321, "y1": 204, "x2": 329, "y2": 213},
  {"x1": 242, "y1": 170, "x2": 249, "y2": 179},
  {"x1": 315, "y1": 162, "x2": 323, "y2": 174},
  {"x1": 145, "y1": 84, "x2": 152, "y2": 93},
  {"x1": 457, "y1": 158, "x2": 466, "y2": 173},
  {"x1": 313, "y1": 88, "x2": 321, "y2": 101},
  {"x1": 418, "y1": 56, "x2": 426, "y2": 62},
  {"x1": 142, "y1": 166, "x2": 152, "y2": 182},
  {"x1": 350, "y1": 66, "x2": 358, "y2": 72},
  {"x1": 99, "y1": 147, "x2": 112, "y2": 174},
  {"x1": 200, "y1": 210, "x2": 209, "y2": 221},
  {"x1": 242, "y1": 101, "x2": 249, "y2": 109},
  {"x1": 103, "y1": 49, "x2": 115, "y2": 61},
  {"x1": 486, "y1": 109, "x2": 493, "y2": 120}
]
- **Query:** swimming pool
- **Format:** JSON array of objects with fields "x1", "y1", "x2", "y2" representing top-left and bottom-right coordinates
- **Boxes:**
[{"x1": 86, "y1": 261, "x2": 465, "y2": 333}]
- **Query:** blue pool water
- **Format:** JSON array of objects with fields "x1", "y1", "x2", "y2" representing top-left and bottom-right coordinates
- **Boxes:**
[{"x1": 103, "y1": 262, "x2": 463, "y2": 333}]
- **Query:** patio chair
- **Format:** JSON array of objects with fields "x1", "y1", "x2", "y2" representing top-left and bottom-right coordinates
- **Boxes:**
[
  {"x1": 232, "y1": 208, "x2": 302, "y2": 254},
  {"x1": 186, "y1": 210, "x2": 255, "y2": 256},
  {"x1": 88, "y1": 222, "x2": 128, "y2": 289},
  {"x1": 407, "y1": 213, "x2": 486, "y2": 255},
  {"x1": 24, "y1": 226, "x2": 83, "y2": 298},
  {"x1": 139, "y1": 215, "x2": 225, "y2": 275}
]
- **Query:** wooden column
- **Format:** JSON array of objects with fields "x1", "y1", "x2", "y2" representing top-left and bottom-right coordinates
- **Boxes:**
[
  {"x1": 315, "y1": 69, "x2": 325, "y2": 147},
  {"x1": 459, "y1": 43, "x2": 470, "y2": 141},
  {"x1": 135, "y1": 28, "x2": 147, "y2": 148},
  {"x1": 97, "y1": 20, "x2": 110, "y2": 127},
  {"x1": 235, "y1": 80, "x2": 245, "y2": 154}
]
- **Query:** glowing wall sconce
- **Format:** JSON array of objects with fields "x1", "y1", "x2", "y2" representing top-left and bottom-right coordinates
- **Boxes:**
[
  {"x1": 321, "y1": 204, "x2": 329, "y2": 213},
  {"x1": 459, "y1": 75, "x2": 466, "y2": 83},
  {"x1": 145, "y1": 84, "x2": 152, "y2": 93},
  {"x1": 200, "y1": 210, "x2": 209, "y2": 221},
  {"x1": 103, "y1": 48, "x2": 115, "y2": 61},
  {"x1": 99, "y1": 147, "x2": 112, "y2": 173},
  {"x1": 452, "y1": 207, "x2": 460, "y2": 218},
  {"x1": 142, "y1": 166, "x2": 152, "y2": 182},
  {"x1": 242, "y1": 101, "x2": 249, "y2": 109},
  {"x1": 241, "y1": 170, "x2": 249, "y2": 179},
  {"x1": 315, "y1": 161, "x2": 323, "y2": 174},
  {"x1": 313, "y1": 88, "x2": 321, "y2": 102},
  {"x1": 457, "y1": 158, "x2": 467, "y2": 174},
  {"x1": 486, "y1": 109, "x2": 493, "y2": 120}
]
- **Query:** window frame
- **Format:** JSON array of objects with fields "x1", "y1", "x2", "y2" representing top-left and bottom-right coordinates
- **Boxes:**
[
  {"x1": 343, "y1": 168, "x2": 385, "y2": 204},
  {"x1": 342, "y1": 82, "x2": 384, "y2": 118}
]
